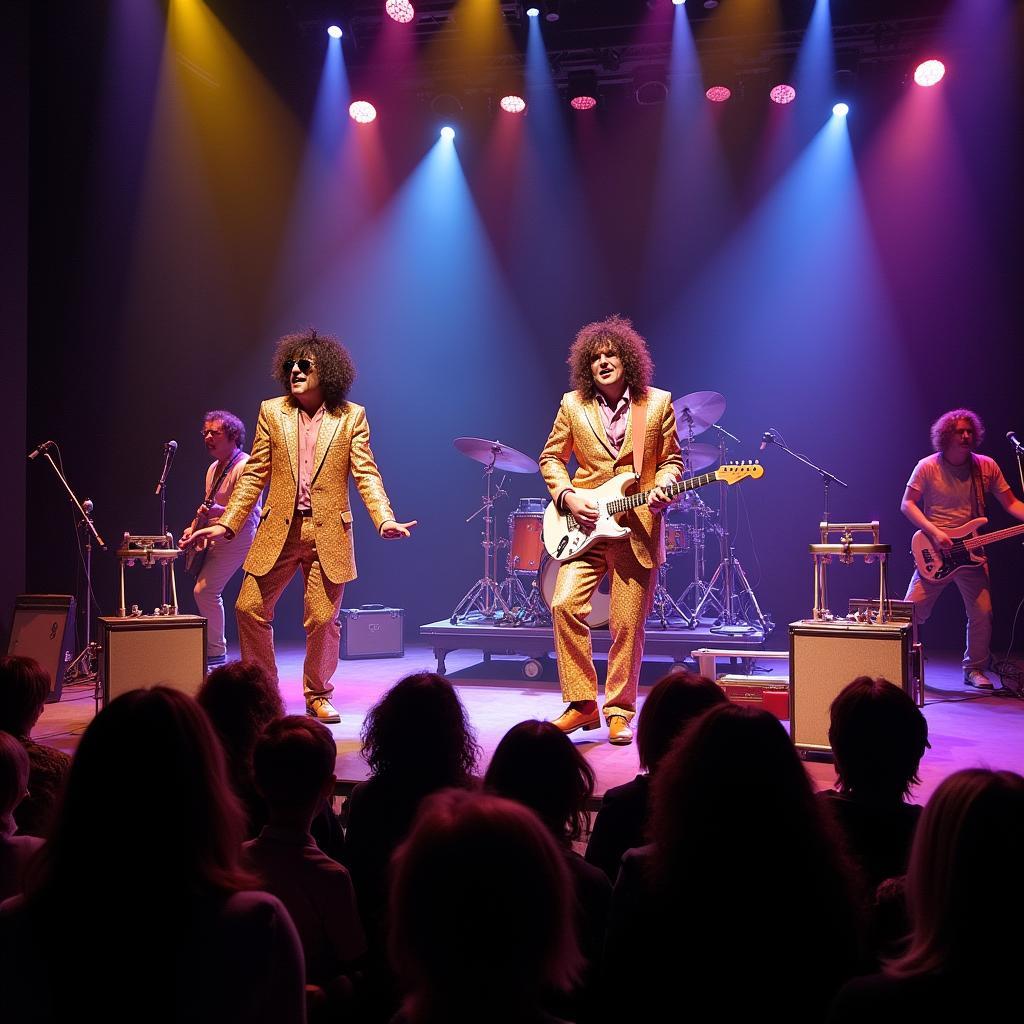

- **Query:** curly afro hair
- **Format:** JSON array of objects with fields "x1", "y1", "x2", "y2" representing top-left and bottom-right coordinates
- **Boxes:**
[
  {"x1": 272, "y1": 327, "x2": 356, "y2": 413},
  {"x1": 567, "y1": 314, "x2": 654, "y2": 401},
  {"x1": 930, "y1": 408, "x2": 984, "y2": 453}
]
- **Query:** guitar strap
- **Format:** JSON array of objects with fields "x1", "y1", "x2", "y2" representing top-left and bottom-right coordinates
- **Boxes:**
[
  {"x1": 631, "y1": 398, "x2": 647, "y2": 480},
  {"x1": 969, "y1": 455, "x2": 986, "y2": 519},
  {"x1": 204, "y1": 449, "x2": 242, "y2": 509}
]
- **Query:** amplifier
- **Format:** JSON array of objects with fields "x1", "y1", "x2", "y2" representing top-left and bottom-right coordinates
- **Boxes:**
[
  {"x1": 789, "y1": 620, "x2": 918, "y2": 752},
  {"x1": 99, "y1": 615, "x2": 207, "y2": 704},
  {"x1": 339, "y1": 605, "x2": 404, "y2": 660},
  {"x1": 7, "y1": 595, "x2": 77, "y2": 703}
]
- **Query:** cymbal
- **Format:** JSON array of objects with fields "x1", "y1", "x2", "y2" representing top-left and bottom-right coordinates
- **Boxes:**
[
  {"x1": 453, "y1": 437, "x2": 539, "y2": 474},
  {"x1": 674, "y1": 391, "x2": 726, "y2": 435},
  {"x1": 681, "y1": 442, "x2": 720, "y2": 473}
]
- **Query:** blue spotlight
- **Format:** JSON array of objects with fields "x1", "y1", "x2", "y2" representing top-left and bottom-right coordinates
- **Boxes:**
[
  {"x1": 440, "y1": 125, "x2": 456, "y2": 141},
  {"x1": 526, "y1": 6, "x2": 540, "y2": 15},
  {"x1": 327, "y1": 25, "x2": 343, "y2": 39},
  {"x1": 673, "y1": 0, "x2": 686, "y2": 6},
  {"x1": 832, "y1": 101, "x2": 849, "y2": 117}
]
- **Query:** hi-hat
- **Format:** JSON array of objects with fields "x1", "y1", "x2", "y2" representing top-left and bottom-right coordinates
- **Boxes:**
[
  {"x1": 674, "y1": 391, "x2": 726, "y2": 435},
  {"x1": 453, "y1": 437, "x2": 539, "y2": 474},
  {"x1": 681, "y1": 442, "x2": 720, "y2": 473}
]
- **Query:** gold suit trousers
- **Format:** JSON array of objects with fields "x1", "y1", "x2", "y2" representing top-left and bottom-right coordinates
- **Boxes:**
[
  {"x1": 236, "y1": 516, "x2": 345, "y2": 699},
  {"x1": 550, "y1": 540, "x2": 655, "y2": 720}
]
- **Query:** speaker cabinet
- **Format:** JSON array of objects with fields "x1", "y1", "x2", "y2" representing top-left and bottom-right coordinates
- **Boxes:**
[
  {"x1": 7, "y1": 595, "x2": 77, "y2": 703},
  {"x1": 99, "y1": 615, "x2": 207, "y2": 705},
  {"x1": 789, "y1": 621, "x2": 917, "y2": 752}
]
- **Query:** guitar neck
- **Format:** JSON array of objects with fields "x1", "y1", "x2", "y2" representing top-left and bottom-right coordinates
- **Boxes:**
[
  {"x1": 606, "y1": 472, "x2": 718, "y2": 515},
  {"x1": 962, "y1": 522, "x2": 1024, "y2": 551}
]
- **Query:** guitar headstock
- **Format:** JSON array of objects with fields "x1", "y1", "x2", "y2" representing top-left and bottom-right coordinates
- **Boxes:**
[{"x1": 714, "y1": 461, "x2": 765, "y2": 484}]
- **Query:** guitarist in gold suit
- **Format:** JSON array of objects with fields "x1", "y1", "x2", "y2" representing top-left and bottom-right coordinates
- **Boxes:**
[
  {"x1": 540, "y1": 315, "x2": 682, "y2": 745},
  {"x1": 901, "y1": 408, "x2": 1024, "y2": 690},
  {"x1": 183, "y1": 329, "x2": 416, "y2": 723}
]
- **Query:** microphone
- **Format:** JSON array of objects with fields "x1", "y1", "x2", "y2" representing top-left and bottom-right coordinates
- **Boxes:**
[
  {"x1": 164, "y1": 439, "x2": 178, "y2": 453},
  {"x1": 155, "y1": 440, "x2": 178, "y2": 496},
  {"x1": 759, "y1": 431, "x2": 774, "y2": 452},
  {"x1": 1008, "y1": 431, "x2": 1024, "y2": 453},
  {"x1": 27, "y1": 440, "x2": 54, "y2": 461}
]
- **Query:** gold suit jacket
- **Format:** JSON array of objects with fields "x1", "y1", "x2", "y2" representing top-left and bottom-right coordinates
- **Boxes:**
[
  {"x1": 539, "y1": 387, "x2": 683, "y2": 570},
  {"x1": 220, "y1": 396, "x2": 395, "y2": 585}
]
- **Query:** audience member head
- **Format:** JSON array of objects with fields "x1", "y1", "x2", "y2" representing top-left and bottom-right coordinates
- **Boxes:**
[
  {"x1": 637, "y1": 669, "x2": 728, "y2": 774},
  {"x1": 361, "y1": 672, "x2": 479, "y2": 790},
  {"x1": 484, "y1": 719, "x2": 594, "y2": 844},
  {"x1": 197, "y1": 661, "x2": 283, "y2": 776},
  {"x1": 30, "y1": 686, "x2": 251, "y2": 904},
  {"x1": 0, "y1": 656, "x2": 50, "y2": 737},
  {"x1": 893, "y1": 768, "x2": 1024, "y2": 976},
  {"x1": 0, "y1": 730, "x2": 31, "y2": 827},
  {"x1": 829, "y1": 676, "x2": 929, "y2": 802},
  {"x1": 252, "y1": 715, "x2": 336, "y2": 818},
  {"x1": 389, "y1": 789, "x2": 582, "y2": 1022}
]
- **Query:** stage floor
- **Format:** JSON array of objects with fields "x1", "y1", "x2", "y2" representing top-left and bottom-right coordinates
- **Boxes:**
[{"x1": 34, "y1": 643, "x2": 1024, "y2": 805}]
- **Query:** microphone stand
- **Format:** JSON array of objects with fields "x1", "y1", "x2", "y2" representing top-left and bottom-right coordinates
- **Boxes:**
[
  {"x1": 33, "y1": 448, "x2": 107, "y2": 701},
  {"x1": 1009, "y1": 434, "x2": 1024, "y2": 492},
  {"x1": 762, "y1": 430, "x2": 848, "y2": 527},
  {"x1": 155, "y1": 444, "x2": 176, "y2": 608}
]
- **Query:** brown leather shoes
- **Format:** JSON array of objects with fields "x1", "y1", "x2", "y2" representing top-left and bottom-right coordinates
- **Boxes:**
[
  {"x1": 607, "y1": 715, "x2": 634, "y2": 746},
  {"x1": 551, "y1": 702, "x2": 600, "y2": 735}
]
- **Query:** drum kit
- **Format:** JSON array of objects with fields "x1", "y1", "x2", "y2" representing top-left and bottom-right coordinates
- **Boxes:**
[{"x1": 447, "y1": 390, "x2": 771, "y2": 635}]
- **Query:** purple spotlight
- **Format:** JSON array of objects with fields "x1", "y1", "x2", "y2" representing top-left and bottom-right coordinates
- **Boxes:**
[
  {"x1": 385, "y1": 0, "x2": 415, "y2": 24},
  {"x1": 349, "y1": 100, "x2": 377, "y2": 124},
  {"x1": 705, "y1": 85, "x2": 731, "y2": 103},
  {"x1": 914, "y1": 59, "x2": 946, "y2": 87},
  {"x1": 327, "y1": 25, "x2": 342, "y2": 39},
  {"x1": 500, "y1": 95, "x2": 527, "y2": 114},
  {"x1": 769, "y1": 83, "x2": 796, "y2": 105},
  {"x1": 570, "y1": 95, "x2": 597, "y2": 111}
]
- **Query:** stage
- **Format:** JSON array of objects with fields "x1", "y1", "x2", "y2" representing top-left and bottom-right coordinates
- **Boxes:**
[{"x1": 34, "y1": 642, "x2": 1024, "y2": 808}]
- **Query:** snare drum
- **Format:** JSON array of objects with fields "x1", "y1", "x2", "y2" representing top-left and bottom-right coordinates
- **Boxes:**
[
  {"x1": 538, "y1": 555, "x2": 610, "y2": 629},
  {"x1": 507, "y1": 502, "x2": 546, "y2": 574},
  {"x1": 665, "y1": 521, "x2": 690, "y2": 555}
]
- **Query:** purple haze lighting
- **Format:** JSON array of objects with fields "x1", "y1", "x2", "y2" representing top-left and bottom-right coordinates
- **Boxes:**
[
  {"x1": 914, "y1": 59, "x2": 946, "y2": 87},
  {"x1": 327, "y1": 25, "x2": 342, "y2": 39},
  {"x1": 705, "y1": 85, "x2": 731, "y2": 103},
  {"x1": 385, "y1": 0, "x2": 415, "y2": 24},
  {"x1": 349, "y1": 100, "x2": 378, "y2": 124},
  {"x1": 770, "y1": 83, "x2": 796, "y2": 105},
  {"x1": 500, "y1": 95, "x2": 527, "y2": 114}
]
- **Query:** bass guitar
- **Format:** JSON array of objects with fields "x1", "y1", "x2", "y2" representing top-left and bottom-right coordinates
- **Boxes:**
[
  {"x1": 542, "y1": 462, "x2": 764, "y2": 563},
  {"x1": 911, "y1": 517, "x2": 1024, "y2": 582}
]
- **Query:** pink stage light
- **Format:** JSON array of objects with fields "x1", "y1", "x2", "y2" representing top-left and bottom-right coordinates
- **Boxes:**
[
  {"x1": 349, "y1": 101, "x2": 378, "y2": 124},
  {"x1": 913, "y1": 59, "x2": 946, "y2": 87},
  {"x1": 570, "y1": 95, "x2": 597, "y2": 111},
  {"x1": 385, "y1": 0, "x2": 415, "y2": 24},
  {"x1": 705, "y1": 85, "x2": 731, "y2": 103},
  {"x1": 500, "y1": 95, "x2": 527, "y2": 114},
  {"x1": 769, "y1": 83, "x2": 796, "y2": 105}
]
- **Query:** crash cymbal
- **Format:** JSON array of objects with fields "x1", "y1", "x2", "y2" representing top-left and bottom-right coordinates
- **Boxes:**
[
  {"x1": 681, "y1": 442, "x2": 720, "y2": 473},
  {"x1": 453, "y1": 437, "x2": 539, "y2": 474},
  {"x1": 673, "y1": 391, "x2": 726, "y2": 435}
]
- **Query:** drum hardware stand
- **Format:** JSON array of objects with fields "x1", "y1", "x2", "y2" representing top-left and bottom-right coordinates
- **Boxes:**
[
  {"x1": 648, "y1": 563, "x2": 689, "y2": 629},
  {"x1": 27, "y1": 442, "x2": 108, "y2": 701},
  {"x1": 450, "y1": 457, "x2": 517, "y2": 624},
  {"x1": 688, "y1": 424, "x2": 774, "y2": 635},
  {"x1": 675, "y1": 497, "x2": 722, "y2": 623}
]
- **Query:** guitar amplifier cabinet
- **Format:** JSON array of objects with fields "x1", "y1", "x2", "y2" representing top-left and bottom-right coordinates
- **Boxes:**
[
  {"x1": 339, "y1": 605, "x2": 404, "y2": 660},
  {"x1": 789, "y1": 620, "x2": 919, "y2": 753},
  {"x1": 7, "y1": 595, "x2": 77, "y2": 703},
  {"x1": 99, "y1": 615, "x2": 207, "y2": 705}
]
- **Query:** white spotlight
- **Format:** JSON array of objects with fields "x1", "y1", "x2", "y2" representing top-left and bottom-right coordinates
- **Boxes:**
[{"x1": 440, "y1": 126, "x2": 456, "y2": 141}]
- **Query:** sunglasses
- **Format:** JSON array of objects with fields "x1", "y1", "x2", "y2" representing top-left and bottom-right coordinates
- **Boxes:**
[{"x1": 284, "y1": 358, "x2": 315, "y2": 375}]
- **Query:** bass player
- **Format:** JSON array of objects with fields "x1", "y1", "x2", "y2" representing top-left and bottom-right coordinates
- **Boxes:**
[
  {"x1": 901, "y1": 408, "x2": 1024, "y2": 689},
  {"x1": 539, "y1": 315, "x2": 682, "y2": 745}
]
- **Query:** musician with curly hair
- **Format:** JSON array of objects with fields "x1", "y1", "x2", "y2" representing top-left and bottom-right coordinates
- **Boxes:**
[
  {"x1": 901, "y1": 407, "x2": 1024, "y2": 689},
  {"x1": 539, "y1": 315, "x2": 682, "y2": 745},
  {"x1": 184, "y1": 328, "x2": 416, "y2": 723}
]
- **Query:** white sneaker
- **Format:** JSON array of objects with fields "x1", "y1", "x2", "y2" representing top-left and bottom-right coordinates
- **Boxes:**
[
  {"x1": 306, "y1": 695, "x2": 341, "y2": 723},
  {"x1": 965, "y1": 669, "x2": 995, "y2": 690}
]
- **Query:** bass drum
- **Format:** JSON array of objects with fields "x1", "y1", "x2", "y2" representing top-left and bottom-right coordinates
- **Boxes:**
[{"x1": 538, "y1": 555, "x2": 611, "y2": 629}]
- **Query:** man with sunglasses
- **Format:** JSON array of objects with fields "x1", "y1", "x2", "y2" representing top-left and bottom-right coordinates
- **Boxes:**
[{"x1": 183, "y1": 329, "x2": 416, "y2": 723}]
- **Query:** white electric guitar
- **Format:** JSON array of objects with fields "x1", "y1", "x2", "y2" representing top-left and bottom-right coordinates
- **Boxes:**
[
  {"x1": 543, "y1": 462, "x2": 764, "y2": 563},
  {"x1": 911, "y1": 517, "x2": 1024, "y2": 582}
]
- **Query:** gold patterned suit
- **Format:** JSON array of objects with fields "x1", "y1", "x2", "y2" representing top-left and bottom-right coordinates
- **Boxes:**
[
  {"x1": 539, "y1": 388, "x2": 682, "y2": 719},
  {"x1": 219, "y1": 396, "x2": 395, "y2": 697}
]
